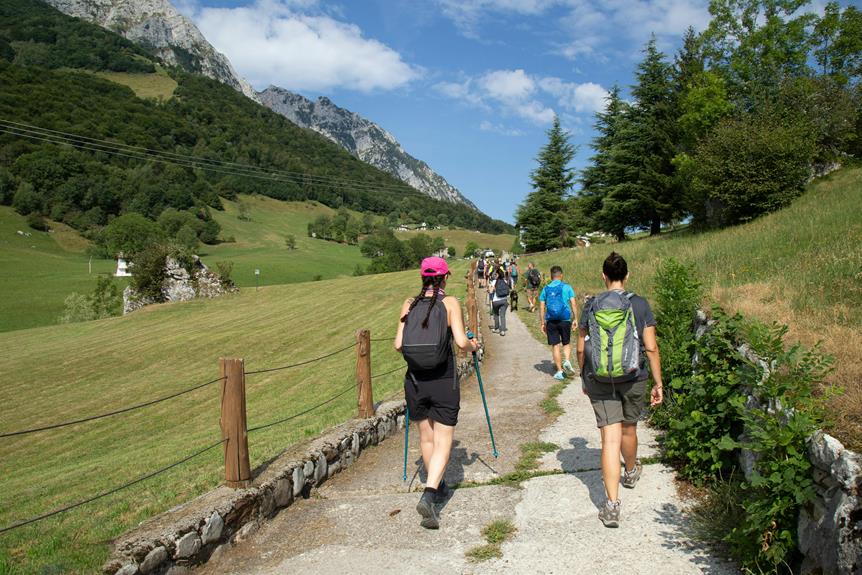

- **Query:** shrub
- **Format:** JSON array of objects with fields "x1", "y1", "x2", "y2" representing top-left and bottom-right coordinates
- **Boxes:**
[
  {"x1": 131, "y1": 243, "x2": 192, "y2": 301},
  {"x1": 58, "y1": 275, "x2": 121, "y2": 323},
  {"x1": 100, "y1": 213, "x2": 164, "y2": 257},
  {"x1": 215, "y1": 261, "x2": 234, "y2": 288},
  {"x1": 26, "y1": 212, "x2": 49, "y2": 231}
]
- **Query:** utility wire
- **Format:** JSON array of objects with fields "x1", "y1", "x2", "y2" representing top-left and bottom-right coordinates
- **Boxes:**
[
  {"x1": 247, "y1": 383, "x2": 355, "y2": 433},
  {"x1": 0, "y1": 120, "x2": 423, "y2": 194},
  {"x1": 243, "y1": 342, "x2": 356, "y2": 376},
  {"x1": 0, "y1": 438, "x2": 226, "y2": 535},
  {"x1": 0, "y1": 376, "x2": 226, "y2": 439}
]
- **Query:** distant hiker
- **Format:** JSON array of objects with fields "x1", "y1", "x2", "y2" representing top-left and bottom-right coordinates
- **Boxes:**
[
  {"x1": 509, "y1": 261, "x2": 520, "y2": 311},
  {"x1": 510, "y1": 261, "x2": 519, "y2": 284},
  {"x1": 525, "y1": 262, "x2": 542, "y2": 312},
  {"x1": 539, "y1": 266, "x2": 577, "y2": 381},
  {"x1": 395, "y1": 257, "x2": 479, "y2": 530},
  {"x1": 577, "y1": 252, "x2": 663, "y2": 528},
  {"x1": 476, "y1": 257, "x2": 486, "y2": 288},
  {"x1": 488, "y1": 270, "x2": 513, "y2": 336}
]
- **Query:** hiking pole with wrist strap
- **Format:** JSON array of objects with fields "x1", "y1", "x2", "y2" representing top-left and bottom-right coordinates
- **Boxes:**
[
  {"x1": 402, "y1": 404, "x2": 410, "y2": 481},
  {"x1": 467, "y1": 331, "x2": 499, "y2": 458}
]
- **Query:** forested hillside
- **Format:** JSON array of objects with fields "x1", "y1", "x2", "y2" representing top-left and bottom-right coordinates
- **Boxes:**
[{"x1": 0, "y1": 0, "x2": 512, "y2": 247}]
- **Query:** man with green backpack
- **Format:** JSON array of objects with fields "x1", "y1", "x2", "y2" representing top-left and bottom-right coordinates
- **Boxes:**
[
  {"x1": 577, "y1": 252, "x2": 663, "y2": 528},
  {"x1": 539, "y1": 266, "x2": 578, "y2": 382}
]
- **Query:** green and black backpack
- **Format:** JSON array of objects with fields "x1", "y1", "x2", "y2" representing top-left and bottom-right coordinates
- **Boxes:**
[{"x1": 585, "y1": 291, "x2": 641, "y2": 383}]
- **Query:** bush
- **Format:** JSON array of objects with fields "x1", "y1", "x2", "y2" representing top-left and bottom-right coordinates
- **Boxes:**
[
  {"x1": 650, "y1": 258, "x2": 703, "y2": 429},
  {"x1": 214, "y1": 261, "x2": 234, "y2": 288},
  {"x1": 58, "y1": 275, "x2": 121, "y2": 323},
  {"x1": 100, "y1": 213, "x2": 164, "y2": 257},
  {"x1": 26, "y1": 212, "x2": 49, "y2": 231},
  {"x1": 131, "y1": 243, "x2": 192, "y2": 301},
  {"x1": 689, "y1": 112, "x2": 817, "y2": 228}
]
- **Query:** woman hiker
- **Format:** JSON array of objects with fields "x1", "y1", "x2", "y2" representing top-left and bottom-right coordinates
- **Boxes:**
[{"x1": 395, "y1": 257, "x2": 479, "y2": 529}]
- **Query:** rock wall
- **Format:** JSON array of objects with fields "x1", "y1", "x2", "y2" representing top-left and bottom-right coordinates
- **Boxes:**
[
  {"x1": 123, "y1": 256, "x2": 235, "y2": 315},
  {"x1": 693, "y1": 311, "x2": 862, "y2": 574}
]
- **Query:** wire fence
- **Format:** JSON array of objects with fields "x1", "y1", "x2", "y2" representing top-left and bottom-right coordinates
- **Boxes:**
[{"x1": 0, "y1": 335, "x2": 407, "y2": 537}]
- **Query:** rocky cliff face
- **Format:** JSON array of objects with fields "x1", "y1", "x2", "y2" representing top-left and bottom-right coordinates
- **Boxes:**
[
  {"x1": 259, "y1": 86, "x2": 476, "y2": 208},
  {"x1": 43, "y1": 0, "x2": 258, "y2": 102}
]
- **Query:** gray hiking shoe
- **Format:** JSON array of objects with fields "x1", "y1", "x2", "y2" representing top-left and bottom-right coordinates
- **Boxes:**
[
  {"x1": 622, "y1": 460, "x2": 642, "y2": 489},
  {"x1": 417, "y1": 490, "x2": 440, "y2": 529},
  {"x1": 598, "y1": 500, "x2": 621, "y2": 528}
]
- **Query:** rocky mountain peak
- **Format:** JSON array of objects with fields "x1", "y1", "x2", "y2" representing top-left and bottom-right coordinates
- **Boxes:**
[{"x1": 259, "y1": 86, "x2": 476, "y2": 208}]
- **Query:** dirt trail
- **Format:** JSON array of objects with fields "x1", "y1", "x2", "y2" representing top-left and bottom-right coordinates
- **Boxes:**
[{"x1": 196, "y1": 305, "x2": 737, "y2": 574}]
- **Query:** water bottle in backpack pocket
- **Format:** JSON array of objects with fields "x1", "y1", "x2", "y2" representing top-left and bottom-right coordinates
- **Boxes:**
[{"x1": 586, "y1": 291, "x2": 640, "y2": 383}]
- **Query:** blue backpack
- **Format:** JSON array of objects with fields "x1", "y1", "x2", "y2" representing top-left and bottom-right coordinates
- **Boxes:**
[{"x1": 544, "y1": 283, "x2": 571, "y2": 321}]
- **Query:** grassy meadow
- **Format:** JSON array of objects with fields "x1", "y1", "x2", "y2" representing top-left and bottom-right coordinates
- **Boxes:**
[
  {"x1": 515, "y1": 167, "x2": 862, "y2": 449},
  {"x1": 0, "y1": 264, "x2": 471, "y2": 574},
  {"x1": 0, "y1": 207, "x2": 117, "y2": 332},
  {"x1": 89, "y1": 66, "x2": 178, "y2": 101}
]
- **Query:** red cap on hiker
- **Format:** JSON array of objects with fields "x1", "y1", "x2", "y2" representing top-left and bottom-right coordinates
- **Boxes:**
[{"x1": 420, "y1": 256, "x2": 449, "y2": 277}]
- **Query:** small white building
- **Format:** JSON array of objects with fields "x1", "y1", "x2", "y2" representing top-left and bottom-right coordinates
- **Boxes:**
[{"x1": 115, "y1": 255, "x2": 132, "y2": 277}]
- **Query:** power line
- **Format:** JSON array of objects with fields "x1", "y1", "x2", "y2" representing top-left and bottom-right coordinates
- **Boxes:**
[
  {"x1": 372, "y1": 366, "x2": 404, "y2": 379},
  {"x1": 0, "y1": 376, "x2": 226, "y2": 439},
  {"x1": 0, "y1": 438, "x2": 226, "y2": 535},
  {"x1": 0, "y1": 119, "x2": 426, "y2": 195}
]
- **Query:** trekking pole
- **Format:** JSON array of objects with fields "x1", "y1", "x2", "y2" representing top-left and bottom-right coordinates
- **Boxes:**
[
  {"x1": 402, "y1": 404, "x2": 410, "y2": 481},
  {"x1": 467, "y1": 331, "x2": 499, "y2": 458}
]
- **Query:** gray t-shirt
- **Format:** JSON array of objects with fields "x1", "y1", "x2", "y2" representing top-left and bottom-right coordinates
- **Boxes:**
[{"x1": 579, "y1": 290, "x2": 656, "y2": 381}]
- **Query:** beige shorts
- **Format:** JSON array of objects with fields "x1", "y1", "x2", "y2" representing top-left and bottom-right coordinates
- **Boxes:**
[{"x1": 583, "y1": 376, "x2": 647, "y2": 428}]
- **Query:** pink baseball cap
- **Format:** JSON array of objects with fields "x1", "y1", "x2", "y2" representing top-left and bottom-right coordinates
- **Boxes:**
[{"x1": 420, "y1": 256, "x2": 449, "y2": 277}]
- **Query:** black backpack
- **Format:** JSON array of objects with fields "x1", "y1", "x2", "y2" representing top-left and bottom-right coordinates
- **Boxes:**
[
  {"x1": 402, "y1": 299, "x2": 451, "y2": 371},
  {"x1": 527, "y1": 268, "x2": 541, "y2": 287},
  {"x1": 494, "y1": 277, "x2": 511, "y2": 298}
]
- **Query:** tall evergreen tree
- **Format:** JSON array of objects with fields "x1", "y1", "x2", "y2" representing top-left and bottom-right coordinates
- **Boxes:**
[
  {"x1": 599, "y1": 38, "x2": 678, "y2": 237},
  {"x1": 516, "y1": 116, "x2": 576, "y2": 251},
  {"x1": 577, "y1": 86, "x2": 628, "y2": 235}
]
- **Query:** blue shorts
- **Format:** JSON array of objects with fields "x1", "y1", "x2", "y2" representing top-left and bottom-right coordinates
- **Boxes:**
[{"x1": 546, "y1": 320, "x2": 572, "y2": 346}]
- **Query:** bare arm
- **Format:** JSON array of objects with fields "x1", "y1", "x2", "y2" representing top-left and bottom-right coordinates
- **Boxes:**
[
  {"x1": 569, "y1": 297, "x2": 578, "y2": 326},
  {"x1": 539, "y1": 301, "x2": 547, "y2": 334},
  {"x1": 445, "y1": 297, "x2": 479, "y2": 352},
  {"x1": 394, "y1": 298, "x2": 412, "y2": 352},
  {"x1": 577, "y1": 327, "x2": 587, "y2": 371},
  {"x1": 642, "y1": 325, "x2": 663, "y2": 406}
]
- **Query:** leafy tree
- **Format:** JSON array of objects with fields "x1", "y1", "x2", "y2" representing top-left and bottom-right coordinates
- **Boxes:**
[
  {"x1": 12, "y1": 181, "x2": 41, "y2": 215},
  {"x1": 285, "y1": 234, "x2": 297, "y2": 250},
  {"x1": 406, "y1": 234, "x2": 434, "y2": 263},
  {"x1": 813, "y1": 3, "x2": 862, "y2": 85},
  {"x1": 237, "y1": 200, "x2": 251, "y2": 222},
  {"x1": 100, "y1": 212, "x2": 164, "y2": 256},
  {"x1": 689, "y1": 111, "x2": 816, "y2": 227},
  {"x1": 176, "y1": 223, "x2": 199, "y2": 251},
  {"x1": 464, "y1": 241, "x2": 480, "y2": 257},
  {"x1": 676, "y1": 71, "x2": 733, "y2": 148},
  {"x1": 447, "y1": 246, "x2": 456, "y2": 257},
  {"x1": 431, "y1": 236, "x2": 446, "y2": 254},
  {"x1": 516, "y1": 116, "x2": 575, "y2": 251}
]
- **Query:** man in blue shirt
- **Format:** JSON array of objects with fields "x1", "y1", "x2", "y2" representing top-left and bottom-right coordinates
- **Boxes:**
[{"x1": 539, "y1": 265, "x2": 578, "y2": 381}]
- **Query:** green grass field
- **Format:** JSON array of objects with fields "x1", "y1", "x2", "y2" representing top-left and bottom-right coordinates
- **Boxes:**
[
  {"x1": 395, "y1": 227, "x2": 516, "y2": 257},
  {"x1": 516, "y1": 167, "x2": 862, "y2": 448},
  {"x1": 89, "y1": 66, "x2": 178, "y2": 100},
  {"x1": 0, "y1": 264, "x2": 471, "y2": 574},
  {"x1": 0, "y1": 207, "x2": 118, "y2": 332}
]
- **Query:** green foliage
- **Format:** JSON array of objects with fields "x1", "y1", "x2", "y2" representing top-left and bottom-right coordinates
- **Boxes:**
[
  {"x1": 100, "y1": 213, "x2": 164, "y2": 257},
  {"x1": 677, "y1": 71, "x2": 733, "y2": 146},
  {"x1": 214, "y1": 261, "x2": 234, "y2": 288},
  {"x1": 516, "y1": 116, "x2": 575, "y2": 251},
  {"x1": 812, "y1": 2, "x2": 862, "y2": 86},
  {"x1": 26, "y1": 211, "x2": 47, "y2": 231},
  {"x1": 130, "y1": 243, "x2": 192, "y2": 301},
  {"x1": 447, "y1": 245, "x2": 456, "y2": 257},
  {"x1": 650, "y1": 259, "x2": 703, "y2": 429},
  {"x1": 0, "y1": 0, "x2": 155, "y2": 73},
  {"x1": 689, "y1": 111, "x2": 817, "y2": 227},
  {"x1": 285, "y1": 234, "x2": 297, "y2": 250},
  {"x1": 58, "y1": 275, "x2": 121, "y2": 323},
  {"x1": 464, "y1": 241, "x2": 479, "y2": 257}
]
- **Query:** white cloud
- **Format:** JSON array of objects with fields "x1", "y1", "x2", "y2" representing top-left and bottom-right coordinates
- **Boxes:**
[
  {"x1": 436, "y1": 68, "x2": 608, "y2": 127},
  {"x1": 436, "y1": 0, "x2": 558, "y2": 37},
  {"x1": 479, "y1": 120, "x2": 525, "y2": 136},
  {"x1": 189, "y1": 0, "x2": 421, "y2": 92},
  {"x1": 538, "y1": 78, "x2": 608, "y2": 113}
]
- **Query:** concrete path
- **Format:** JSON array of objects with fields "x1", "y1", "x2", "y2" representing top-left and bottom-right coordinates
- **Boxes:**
[{"x1": 196, "y1": 306, "x2": 738, "y2": 575}]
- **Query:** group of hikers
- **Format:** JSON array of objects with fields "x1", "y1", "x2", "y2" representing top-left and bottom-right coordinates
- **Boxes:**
[{"x1": 395, "y1": 251, "x2": 663, "y2": 530}]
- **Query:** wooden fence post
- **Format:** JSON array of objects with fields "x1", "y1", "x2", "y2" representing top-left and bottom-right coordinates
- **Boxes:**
[
  {"x1": 467, "y1": 272, "x2": 479, "y2": 337},
  {"x1": 356, "y1": 329, "x2": 374, "y2": 418},
  {"x1": 220, "y1": 358, "x2": 251, "y2": 488}
]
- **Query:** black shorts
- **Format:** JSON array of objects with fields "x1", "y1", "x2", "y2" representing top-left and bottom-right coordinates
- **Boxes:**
[
  {"x1": 546, "y1": 320, "x2": 572, "y2": 346},
  {"x1": 404, "y1": 372, "x2": 460, "y2": 426}
]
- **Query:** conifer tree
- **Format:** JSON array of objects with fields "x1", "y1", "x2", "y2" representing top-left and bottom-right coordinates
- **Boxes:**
[{"x1": 516, "y1": 116, "x2": 576, "y2": 251}]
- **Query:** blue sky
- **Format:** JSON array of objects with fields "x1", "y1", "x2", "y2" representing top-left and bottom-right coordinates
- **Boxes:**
[{"x1": 176, "y1": 0, "x2": 848, "y2": 223}]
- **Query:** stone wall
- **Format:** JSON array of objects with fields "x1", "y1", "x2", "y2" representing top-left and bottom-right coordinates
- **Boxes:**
[{"x1": 693, "y1": 311, "x2": 862, "y2": 574}]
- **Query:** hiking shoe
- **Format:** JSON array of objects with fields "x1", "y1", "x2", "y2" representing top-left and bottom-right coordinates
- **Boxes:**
[
  {"x1": 562, "y1": 360, "x2": 575, "y2": 374},
  {"x1": 434, "y1": 480, "x2": 449, "y2": 504},
  {"x1": 598, "y1": 500, "x2": 621, "y2": 528},
  {"x1": 416, "y1": 490, "x2": 440, "y2": 529},
  {"x1": 622, "y1": 460, "x2": 642, "y2": 489},
  {"x1": 500, "y1": 330, "x2": 506, "y2": 336},
  {"x1": 553, "y1": 371, "x2": 566, "y2": 381}
]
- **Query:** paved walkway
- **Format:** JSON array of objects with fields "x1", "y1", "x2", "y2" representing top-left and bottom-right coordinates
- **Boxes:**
[{"x1": 197, "y1": 306, "x2": 738, "y2": 575}]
